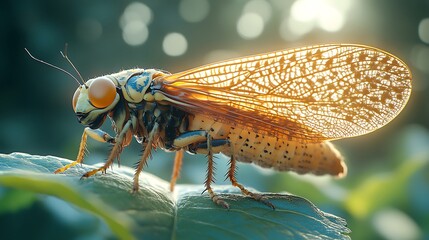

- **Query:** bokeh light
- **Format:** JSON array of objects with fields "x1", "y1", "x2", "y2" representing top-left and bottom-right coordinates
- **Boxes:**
[
  {"x1": 120, "y1": 2, "x2": 152, "y2": 46},
  {"x1": 242, "y1": 0, "x2": 272, "y2": 23},
  {"x1": 122, "y1": 21, "x2": 148, "y2": 46},
  {"x1": 179, "y1": 0, "x2": 210, "y2": 23},
  {"x1": 237, "y1": 12, "x2": 265, "y2": 39},
  {"x1": 203, "y1": 49, "x2": 240, "y2": 64},
  {"x1": 372, "y1": 209, "x2": 421, "y2": 240},
  {"x1": 418, "y1": 18, "x2": 429, "y2": 44},
  {"x1": 411, "y1": 44, "x2": 429, "y2": 75},
  {"x1": 282, "y1": 0, "x2": 351, "y2": 39},
  {"x1": 290, "y1": 0, "x2": 320, "y2": 22},
  {"x1": 119, "y1": 2, "x2": 152, "y2": 28},
  {"x1": 279, "y1": 15, "x2": 314, "y2": 41},
  {"x1": 162, "y1": 32, "x2": 188, "y2": 56},
  {"x1": 317, "y1": 5, "x2": 344, "y2": 32}
]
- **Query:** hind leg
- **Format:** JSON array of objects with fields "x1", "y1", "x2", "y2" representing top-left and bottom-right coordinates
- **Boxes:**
[
  {"x1": 174, "y1": 131, "x2": 230, "y2": 208},
  {"x1": 227, "y1": 149, "x2": 275, "y2": 209},
  {"x1": 203, "y1": 136, "x2": 230, "y2": 209}
]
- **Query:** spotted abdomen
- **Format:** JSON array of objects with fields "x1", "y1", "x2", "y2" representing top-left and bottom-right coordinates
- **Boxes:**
[{"x1": 188, "y1": 114, "x2": 347, "y2": 177}]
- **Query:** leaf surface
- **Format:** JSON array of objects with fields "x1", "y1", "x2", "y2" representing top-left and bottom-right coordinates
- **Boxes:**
[{"x1": 0, "y1": 153, "x2": 350, "y2": 239}]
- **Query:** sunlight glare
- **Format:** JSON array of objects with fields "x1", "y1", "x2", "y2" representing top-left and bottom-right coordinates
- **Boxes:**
[
  {"x1": 318, "y1": 6, "x2": 344, "y2": 32},
  {"x1": 290, "y1": 0, "x2": 320, "y2": 22},
  {"x1": 279, "y1": 15, "x2": 314, "y2": 41},
  {"x1": 285, "y1": 0, "x2": 351, "y2": 39}
]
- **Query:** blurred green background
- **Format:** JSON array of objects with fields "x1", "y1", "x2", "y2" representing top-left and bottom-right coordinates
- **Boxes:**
[{"x1": 1, "y1": 0, "x2": 429, "y2": 239}]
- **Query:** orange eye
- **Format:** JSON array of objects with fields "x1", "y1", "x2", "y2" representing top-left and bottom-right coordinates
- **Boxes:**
[
  {"x1": 72, "y1": 87, "x2": 81, "y2": 111},
  {"x1": 88, "y1": 77, "x2": 117, "y2": 108}
]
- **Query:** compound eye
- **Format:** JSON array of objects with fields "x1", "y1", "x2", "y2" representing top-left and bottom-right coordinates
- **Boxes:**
[
  {"x1": 72, "y1": 87, "x2": 81, "y2": 111},
  {"x1": 88, "y1": 77, "x2": 117, "y2": 108}
]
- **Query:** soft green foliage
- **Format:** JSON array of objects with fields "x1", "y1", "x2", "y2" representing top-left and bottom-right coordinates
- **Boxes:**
[
  {"x1": 345, "y1": 157, "x2": 426, "y2": 219},
  {"x1": 0, "y1": 153, "x2": 350, "y2": 239}
]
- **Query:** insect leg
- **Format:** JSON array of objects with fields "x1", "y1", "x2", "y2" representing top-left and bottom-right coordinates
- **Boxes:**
[
  {"x1": 173, "y1": 130, "x2": 207, "y2": 147},
  {"x1": 204, "y1": 135, "x2": 230, "y2": 209},
  {"x1": 133, "y1": 122, "x2": 160, "y2": 192},
  {"x1": 84, "y1": 128, "x2": 116, "y2": 144},
  {"x1": 81, "y1": 121, "x2": 132, "y2": 178},
  {"x1": 172, "y1": 131, "x2": 231, "y2": 207},
  {"x1": 170, "y1": 149, "x2": 184, "y2": 191},
  {"x1": 54, "y1": 127, "x2": 115, "y2": 174},
  {"x1": 168, "y1": 130, "x2": 208, "y2": 191},
  {"x1": 227, "y1": 146, "x2": 275, "y2": 210}
]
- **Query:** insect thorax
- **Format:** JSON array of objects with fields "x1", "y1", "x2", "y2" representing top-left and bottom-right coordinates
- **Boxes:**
[
  {"x1": 103, "y1": 69, "x2": 188, "y2": 151},
  {"x1": 111, "y1": 68, "x2": 165, "y2": 104},
  {"x1": 133, "y1": 101, "x2": 189, "y2": 150}
]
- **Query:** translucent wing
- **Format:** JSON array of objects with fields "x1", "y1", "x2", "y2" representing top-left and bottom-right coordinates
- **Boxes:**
[{"x1": 157, "y1": 44, "x2": 412, "y2": 142}]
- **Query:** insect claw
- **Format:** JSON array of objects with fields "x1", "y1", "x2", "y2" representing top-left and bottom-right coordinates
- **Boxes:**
[
  {"x1": 212, "y1": 194, "x2": 230, "y2": 209},
  {"x1": 80, "y1": 167, "x2": 105, "y2": 179},
  {"x1": 262, "y1": 198, "x2": 276, "y2": 210},
  {"x1": 132, "y1": 184, "x2": 140, "y2": 193},
  {"x1": 252, "y1": 193, "x2": 276, "y2": 210},
  {"x1": 218, "y1": 200, "x2": 230, "y2": 210}
]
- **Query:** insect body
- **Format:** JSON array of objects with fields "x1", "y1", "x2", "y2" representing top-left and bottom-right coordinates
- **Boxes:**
[{"x1": 54, "y1": 44, "x2": 412, "y2": 209}]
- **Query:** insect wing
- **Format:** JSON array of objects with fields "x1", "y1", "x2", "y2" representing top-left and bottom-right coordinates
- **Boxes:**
[{"x1": 159, "y1": 44, "x2": 412, "y2": 142}]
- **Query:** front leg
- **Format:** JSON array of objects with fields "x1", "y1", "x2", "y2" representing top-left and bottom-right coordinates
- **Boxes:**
[
  {"x1": 81, "y1": 121, "x2": 132, "y2": 178},
  {"x1": 133, "y1": 122, "x2": 160, "y2": 192},
  {"x1": 55, "y1": 127, "x2": 115, "y2": 174}
]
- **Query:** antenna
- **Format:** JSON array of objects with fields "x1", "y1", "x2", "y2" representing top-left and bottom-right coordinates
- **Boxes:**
[
  {"x1": 60, "y1": 43, "x2": 87, "y2": 87},
  {"x1": 24, "y1": 48, "x2": 83, "y2": 86}
]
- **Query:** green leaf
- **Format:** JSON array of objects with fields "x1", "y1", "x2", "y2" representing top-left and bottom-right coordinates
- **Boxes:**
[
  {"x1": 344, "y1": 155, "x2": 427, "y2": 219},
  {"x1": 0, "y1": 188, "x2": 37, "y2": 214},
  {"x1": 0, "y1": 152, "x2": 350, "y2": 239}
]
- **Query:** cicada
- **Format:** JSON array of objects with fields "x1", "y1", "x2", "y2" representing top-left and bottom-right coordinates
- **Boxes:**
[{"x1": 50, "y1": 44, "x2": 411, "y2": 209}]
